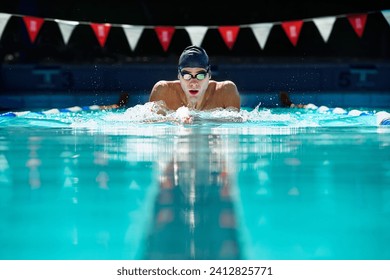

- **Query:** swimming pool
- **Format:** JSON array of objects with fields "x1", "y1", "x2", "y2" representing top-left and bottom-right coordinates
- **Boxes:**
[{"x1": 0, "y1": 104, "x2": 389, "y2": 260}]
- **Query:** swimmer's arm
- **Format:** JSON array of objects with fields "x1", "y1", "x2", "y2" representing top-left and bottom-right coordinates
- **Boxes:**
[{"x1": 149, "y1": 81, "x2": 171, "y2": 115}]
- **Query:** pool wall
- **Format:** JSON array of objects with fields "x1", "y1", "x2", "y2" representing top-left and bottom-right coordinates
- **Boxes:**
[{"x1": 1, "y1": 61, "x2": 390, "y2": 110}]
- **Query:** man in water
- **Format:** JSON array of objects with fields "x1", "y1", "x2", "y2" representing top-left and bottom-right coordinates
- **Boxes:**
[{"x1": 149, "y1": 45, "x2": 241, "y2": 112}]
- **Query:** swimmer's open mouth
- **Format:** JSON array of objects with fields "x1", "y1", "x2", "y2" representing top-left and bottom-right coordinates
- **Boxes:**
[{"x1": 189, "y1": 90, "x2": 198, "y2": 95}]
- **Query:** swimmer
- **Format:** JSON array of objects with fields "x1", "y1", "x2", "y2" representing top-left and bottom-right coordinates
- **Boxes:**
[
  {"x1": 98, "y1": 92, "x2": 129, "y2": 110},
  {"x1": 102, "y1": 46, "x2": 240, "y2": 123},
  {"x1": 148, "y1": 45, "x2": 241, "y2": 114},
  {"x1": 279, "y1": 91, "x2": 307, "y2": 108}
]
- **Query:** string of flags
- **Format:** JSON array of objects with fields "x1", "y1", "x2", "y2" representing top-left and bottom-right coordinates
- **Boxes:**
[{"x1": 0, "y1": 10, "x2": 389, "y2": 51}]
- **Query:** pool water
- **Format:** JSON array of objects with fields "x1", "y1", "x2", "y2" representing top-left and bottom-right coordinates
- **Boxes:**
[{"x1": 0, "y1": 105, "x2": 389, "y2": 260}]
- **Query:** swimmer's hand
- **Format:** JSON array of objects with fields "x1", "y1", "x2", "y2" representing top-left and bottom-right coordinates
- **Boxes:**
[
  {"x1": 146, "y1": 102, "x2": 193, "y2": 124},
  {"x1": 175, "y1": 106, "x2": 193, "y2": 124},
  {"x1": 150, "y1": 100, "x2": 170, "y2": 115}
]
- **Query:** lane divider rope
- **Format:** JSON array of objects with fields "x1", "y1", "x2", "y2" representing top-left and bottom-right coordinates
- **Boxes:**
[{"x1": 0, "y1": 105, "x2": 101, "y2": 117}]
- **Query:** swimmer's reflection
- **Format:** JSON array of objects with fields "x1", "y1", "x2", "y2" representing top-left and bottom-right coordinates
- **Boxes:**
[{"x1": 144, "y1": 130, "x2": 240, "y2": 259}]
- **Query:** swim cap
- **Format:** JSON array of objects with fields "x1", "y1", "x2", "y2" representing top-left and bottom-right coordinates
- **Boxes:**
[{"x1": 178, "y1": 46, "x2": 210, "y2": 70}]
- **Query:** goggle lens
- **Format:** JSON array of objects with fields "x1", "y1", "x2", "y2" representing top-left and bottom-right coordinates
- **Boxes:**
[{"x1": 180, "y1": 71, "x2": 208, "y2": 80}]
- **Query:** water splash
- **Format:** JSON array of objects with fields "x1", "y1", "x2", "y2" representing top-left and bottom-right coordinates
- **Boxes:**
[{"x1": 1, "y1": 102, "x2": 389, "y2": 129}]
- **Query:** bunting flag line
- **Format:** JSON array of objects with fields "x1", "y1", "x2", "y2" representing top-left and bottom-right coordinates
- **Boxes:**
[
  {"x1": 251, "y1": 23, "x2": 273, "y2": 49},
  {"x1": 218, "y1": 26, "x2": 240, "y2": 50},
  {"x1": 184, "y1": 26, "x2": 208, "y2": 47},
  {"x1": 122, "y1": 25, "x2": 144, "y2": 51},
  {"x1": 312, "y1": 16, "x2": 336, "y2": 42},
  {"x1": 383, "y1": 10, "x2": 390, "y2": 26},
  {"x1": 0, "y1": 13, "x2": 11, "y2": 39},
  {"x1": 55, "y1": 19, "x2": 79, "y2": 44},
  {"x1": 22, "y1": 16, "x2": 45, "y2": 43},
  {"x1": 90, "y1": 23, "x2": 111, "y2": 47},
  {"x1": 0, "y1": 9, "x2": 388, "y2": 52},
  {"x1": 281, "y1": 20, "x2": 304, "y2": 47},
  {"x1": 154, "y1": 26, "x2": 175, "y2": 51},
  {"x1": 347, "y1": 14, "x2": 368, "y2": 38}
]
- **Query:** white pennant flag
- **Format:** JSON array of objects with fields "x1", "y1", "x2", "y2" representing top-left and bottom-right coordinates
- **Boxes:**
[
  {"x1": 55, "y1": 19, "x2": 79, "y2": 44},
  {"x1": 184, "y1": 26, "x2": 208, "y2": 46},
  {"x1": 122, "y1": 25, "x2": 144, "y2": 51},
  {"x1": 382, "y1": 10, "x2": 390, "y2": 27},
  {"x1": 312, "y1": 16, "x2": 336, "y2": 42},
  {"x1": 250, "y1": 23, "x2": 273, "y2": 49},
  {"x1": 0, "y1": 13, "x2": 11, "y2": 39}
]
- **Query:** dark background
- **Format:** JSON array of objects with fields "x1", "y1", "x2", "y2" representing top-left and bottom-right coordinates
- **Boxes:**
[
  {"x1": 1, "y1": 0, "x2": 388, "y2": 26},
  {"x1": 1, "y1": 0, "x2": 390, "y2": 63}
]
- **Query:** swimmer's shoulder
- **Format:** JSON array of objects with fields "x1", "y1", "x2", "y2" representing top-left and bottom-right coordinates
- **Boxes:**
[
  {"x1": 152, "y1": 80, "x2": 179, "y2": 88},
  {"x1": 213, "y1": 80, "x2": 239, "y2": 96},
  {"x1": 150, "y1": 80, "x2": 181, "y2": 100},
  {"x1": 152, "y1": 80, "x2": 182, "y2": 91},
  {"x1": 208, "y1": 80, "x2": 240, "y2": 110}
]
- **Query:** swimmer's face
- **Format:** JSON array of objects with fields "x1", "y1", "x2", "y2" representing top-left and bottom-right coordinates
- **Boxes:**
[{"x1": 178, "y1": 67, "x2": 210, "y2": 101}]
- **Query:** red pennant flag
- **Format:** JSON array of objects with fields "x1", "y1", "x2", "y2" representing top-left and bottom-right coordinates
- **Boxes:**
[
  {"x1": 347, "y1": 14, "x2": 367, "y2": 38},
  {"x1": 90, "y1": 23, "x2": 111, "y2": 47},
  {"x1": 281, "y1": 20, "x2": 304, "y2": 47},
  {"x1": 154, "y1": 26, "x2": 175, "y2": 52},
  {"x1": 218, "y1": 26, "x2": 240, "y2": 50},
  {"x1": 22, "y1": 16, "x2": 44, "y2": 43}
]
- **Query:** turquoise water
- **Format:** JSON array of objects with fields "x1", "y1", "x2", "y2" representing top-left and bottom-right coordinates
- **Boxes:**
[{"x1": 0, "y1": 105, "x2": 390, "y2": 260}]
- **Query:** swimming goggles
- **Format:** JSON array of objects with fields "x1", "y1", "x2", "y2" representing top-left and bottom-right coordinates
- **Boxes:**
[{"x1": 179, "y1": 70, "x2": 208, "y2": 81}]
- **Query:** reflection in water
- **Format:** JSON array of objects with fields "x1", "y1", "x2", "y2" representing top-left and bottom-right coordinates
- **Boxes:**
[
  {"x1": 235, "y1": 129, "x2": 390, "y2": 259},
  {"x1": 1, "y1": 125, "x2": 389, "y2": 260},
  {"x1": 0, "y1": 129, "x2": 160, "y2": 259},
  {"x1": 144, "y1": 127, "x2": 240, "y2": 259},
  {"x1": 0, "y1": 126, "x2": 241, "y2": 260}
]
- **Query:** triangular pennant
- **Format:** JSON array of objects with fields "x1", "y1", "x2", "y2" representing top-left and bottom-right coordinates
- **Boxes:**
[
  {"x1": 382, "y1": 10, "x2": 390, "y2": 27},
  {"x1": 218, "y1": 26, "x2": 240, "y2": 50},
  {"x1": 250, "y1": 23, "x2": 273, "y2": 49},
  {"x1": 0, "y1": 13, "x2": 11, "y2": 39},
  {"x1": 312, "y1": 16, "x2": 336, "y2": 42},
  {"x1": 122, "y1": 25, "x2": 144, "y2": 51},
  {"x1": 184, "y1": 26, "x2": 208, "y2": 47},
  {"x1": 281, "y1": 20, "x2": 304, "y2": 46},
  {"x1": 154, "y1": 26, "x2": 175, "y2": 52},
  {"x1": 55, "y1": 19, "x2": 79, "y2": 45},
  {"x1": 347, "y1": 14, "x2": 367, "y2": 38},
  {"x1": 90, "y1": 23, "x2": 111, "y2": 47},
  {"x1": 22, "y1": 16, "x2": 44, "y2": 43}
]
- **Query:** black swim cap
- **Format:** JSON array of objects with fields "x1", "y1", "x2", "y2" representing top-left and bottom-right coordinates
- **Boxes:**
[{"x1": 178, "y1": 46, "x2": 210, "y2": 70}]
